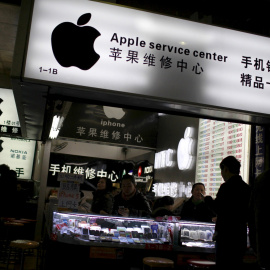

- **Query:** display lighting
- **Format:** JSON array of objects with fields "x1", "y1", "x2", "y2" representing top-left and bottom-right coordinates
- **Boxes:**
[
  {"x1": 49, "y1": 115, "x2": 64, "y2": 139},
  {"x1": 177, "y1": 127, "x2": 194, "y2": 170}
]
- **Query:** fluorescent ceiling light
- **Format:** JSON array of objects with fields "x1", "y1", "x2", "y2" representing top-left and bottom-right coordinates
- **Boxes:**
[{"x1": 49, "y1": 115, "x2": 64, "y2": 139}]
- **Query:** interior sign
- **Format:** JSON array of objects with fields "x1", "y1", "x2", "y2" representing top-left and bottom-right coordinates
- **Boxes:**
[{"x1": 24, "y1": 0, "x2": 270, "y2": 115}]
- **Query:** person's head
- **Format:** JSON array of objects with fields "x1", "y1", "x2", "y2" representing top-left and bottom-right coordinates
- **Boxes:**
[
  {"x1": 9, "y1": 170, "x2": 17, "y2": 179},
  {"x1": 0, "y1": 164, "x2": 10, "y2": 177},
  {"x1": 220, "y1": 155, "x2": 241, "y2": 181},
  {"x1": 191, "y1": 183, "x2": 206, "y2": 202},
  {"x1": 160, "y1": 196, "x2": 174, "y2": 211},
  {"x1": 97, "y1": 177, "x2": 112, "y2": 191},
  {"x1": 121, "y1": 174, "x2": 136, "y2": 197}
]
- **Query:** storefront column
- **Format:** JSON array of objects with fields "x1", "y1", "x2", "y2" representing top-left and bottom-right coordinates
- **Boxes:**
[{"x1": 35, "y1": 140, "x2": 51, "y2": 241}]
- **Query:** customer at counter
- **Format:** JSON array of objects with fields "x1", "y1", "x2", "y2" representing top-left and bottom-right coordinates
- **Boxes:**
[
  {"x1": 113, "y1": 174, "x2": 152, "y2": 217},
  {"x1": 151, "y1": 196, "x2": 175, "y2": 218},
  {"x1": 91, "y1": 177, "x2": 114, "y2": 215},
  {"x1": 180, "y1": 183, "x2": 216, "y2": 222},
  {"x1": 211, "y1": 156, "x2": 251, "y2": 270}
]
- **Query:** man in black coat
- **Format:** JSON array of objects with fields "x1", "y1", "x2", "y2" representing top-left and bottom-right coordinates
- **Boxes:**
[{"x1": 209, "y1": 156, "x2": 251, "y2": 270}]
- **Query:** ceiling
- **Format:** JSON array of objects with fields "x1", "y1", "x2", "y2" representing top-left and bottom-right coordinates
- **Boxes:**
[{"x1": 2, "y1": 0, "x2": 270, "y2": 141}]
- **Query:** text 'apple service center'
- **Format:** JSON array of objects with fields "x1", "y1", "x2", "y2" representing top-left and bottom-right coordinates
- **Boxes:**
[{"x1": 51, "y1": 13, "x2": 100, "y2": 70}]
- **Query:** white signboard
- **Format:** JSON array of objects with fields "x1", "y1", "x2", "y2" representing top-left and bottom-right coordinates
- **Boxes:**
[
  {"x1": 24, "y1": 0, "x2": 270, "y2": 115},
  {"x1": 0, "y1": 88, "x2": 21, "y2": 136},
  {"x1": 0, "y1": 137, "x2": 36, "y2": 179},
  {"x1": 58, "y1": 181, "x2": 80, "y2": 210}
]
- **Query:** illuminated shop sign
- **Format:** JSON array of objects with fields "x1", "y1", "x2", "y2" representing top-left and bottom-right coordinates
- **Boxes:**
[
  {"x1": 155, "y1": 127, "x2": 195, "y2": 170},
  {"x1": 0, "y1": 137, "x2": 36, "y2": 179},
  {"x1": 59, "y1": 104, "x2": 158, "y2": 149},
  {"x1": 48, "y1": 153, "x2": 154, "y2": 188},
  {"x1": 154, "y1": 149, "x2": 174, "y2": 169},
  {"x1": 0, "y1": 88, "x2": 21, "y2": 136},
  {"x1": 25, "y1": 0, "x2": 270, "y2": 115},
  {"x1": 152, "y1": 182, "x2": 193, "y2": 198}
]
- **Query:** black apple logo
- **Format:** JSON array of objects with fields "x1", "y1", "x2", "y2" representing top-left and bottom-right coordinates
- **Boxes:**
[
  {"x1": 51, "y1": 13, "x2": 100, "y2": 70},
  {"x1": 0, "y1": 140, "x2": 3, "y2": 153},
  {"x1": 0, "y1": 98, "x2": 3, "y2": 117}
]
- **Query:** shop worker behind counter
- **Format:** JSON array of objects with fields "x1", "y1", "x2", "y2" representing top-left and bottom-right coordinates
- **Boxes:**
[
  {"x1": 113, "y1": 174, "x2": 152, "y2": 218},
  {"x1": 91, "y1": 177, "x2": 114, "y2": 215},
  {"x1": 180, "y1": 182, "x2": 216, "y2": 223},
  {"x1": 206, "y1": 156, "x2": 251, "y2": 270}
]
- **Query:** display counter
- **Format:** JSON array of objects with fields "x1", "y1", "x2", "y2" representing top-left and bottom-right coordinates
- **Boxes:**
[
  {"x1": 50, "y1": 211, "x2": 216, "y2": 252},
  {"x1": 43, "y1": 210, "x2": 216, "y2": 269}
]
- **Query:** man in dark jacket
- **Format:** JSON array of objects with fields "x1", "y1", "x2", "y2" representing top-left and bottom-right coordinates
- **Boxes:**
[
  {"x1": 249, "y1": 169, "x2": 270, "y2": 270},
  {"x1": 113, "y1": 174, "x2": 152, "y2": 218},
  {"x1": 211, "y1": 156, "x2": 251, "y2": 270}
]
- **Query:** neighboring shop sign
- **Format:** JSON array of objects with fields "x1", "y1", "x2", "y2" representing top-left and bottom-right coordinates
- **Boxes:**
[
  {"x1": 0, "y1": 137, "x2": 36, "y2": 179},
  {"x1": 195, "y1": 119, "x2": 251, "y2": 198},
  {"x1": 254, "y1": 126, "x2": 265, "y2": 178},
  {"x1": 48, "y1": 153, "x2": 154, "y2": 189},
  {"x1": 59, "y1": 104, "x2": 158, "y2": 149},
  {"x1": 25, "y1": 0, "x2": 270, "y2": 115},
  {"x1": 0, "y1": 88, "x2": 21, "y2": 137}
]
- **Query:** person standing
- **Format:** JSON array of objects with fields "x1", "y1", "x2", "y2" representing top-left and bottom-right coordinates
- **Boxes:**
[
  {"x1": 213, "y1": 156, "x2": 251, "y2": 270},
  {"x1": 249, "y1": 169, "x2": 270, "y2": 270}
]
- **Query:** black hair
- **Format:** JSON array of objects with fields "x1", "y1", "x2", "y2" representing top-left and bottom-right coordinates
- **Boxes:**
[
  {"x1": 220, "y1": 155, "x2": 241, "y2": 174},
  {"x1": 153, "y1": 196, "x2": 174, "y2": 210},
  {"x1": 99, "y1": 177, "x2": 113, "y2": 191},
  {"x1": 191, "y1": 182, "x2": 205, "y2": 192},
  {"x1": 121, "y1": 174, "x2": 136, "y2": 186},
  {"x1": 0, "y1": 164, "x2": 10, "y2": 176}
]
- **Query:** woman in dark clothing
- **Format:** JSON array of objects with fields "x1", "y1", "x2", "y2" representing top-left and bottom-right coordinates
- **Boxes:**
[
  {"x1": 113, "y1": 174, "x2": 152, "y2": 218},
  {"x1": 151, "y1": 196, "x2": 175, "y2": 218},
  {"x1": 180, "y1": 183, "x2": 216, "y2": 223},
  {"x1": 91, "y1": 177, "x2": 114, "y2": 215}
]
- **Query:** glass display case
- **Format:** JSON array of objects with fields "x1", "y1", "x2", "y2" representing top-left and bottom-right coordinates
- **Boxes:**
[
  {"x1": 179, "y1": 220, "x2": 215, "y2": 249},
  {"x1": 51, "y1": 211, "x2": 180, "y2": 247},
  {"x1": 49, "y1": 211, "x2": 218, "y2": 252}
]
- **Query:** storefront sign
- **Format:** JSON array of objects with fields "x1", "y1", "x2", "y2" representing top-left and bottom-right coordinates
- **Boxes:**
[
  {"x1": 152, "y1": 182, "x2": 193, "y2": 198},
  {"x1": 24, "y1": 0, "x2": 270, "y2": 115},
  {"x1": 59, "y1": 104, "x2": 158, "y2": 149},
  {"x1": 48, "y1": 153, "x2": 154, "y2": 188},
  {"x1": 0, "y1": 137, "x2": 36, "y2": 179},
  {"x1": 0, "y1": 88, "x2": 21, "y2": 136}
]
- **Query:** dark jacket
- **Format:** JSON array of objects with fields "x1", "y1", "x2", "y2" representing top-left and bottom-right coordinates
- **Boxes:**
[
  {"x1": 249, "y1": 169, "x2": 269, "y2": 269},
  {"x1": 113, "y1": 190, "x2": 152, "y2": 218},
  {"x1": 214, "y1": 175, "x2": 251, "y2": 244},
  {"x1": 91, "y1": 190, "x2": 114, "y2": 215},
  {"x1": 151, "y1": 207, "x2": 174, "y2": 218},
  {"x1": 180, "y1": 198, "x2": 215, "y2": 223}
]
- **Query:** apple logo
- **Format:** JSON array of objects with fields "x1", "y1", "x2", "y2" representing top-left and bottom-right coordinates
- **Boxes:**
[
  {"x1": 177, "y1": 127, "x2": 195, "y2": 170},
  {"x1": 103, "y1": 106, "x2": 126, "y2": 120},
  {"x1": 51, "y1": 13, "x2": 100, "y2": 70},
  {"x1": 0, "y1": 140, "x2": 3, "y2": 153},
  {"x1": 0, "y1": 98, "x2": 3, "y2": 117}
]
